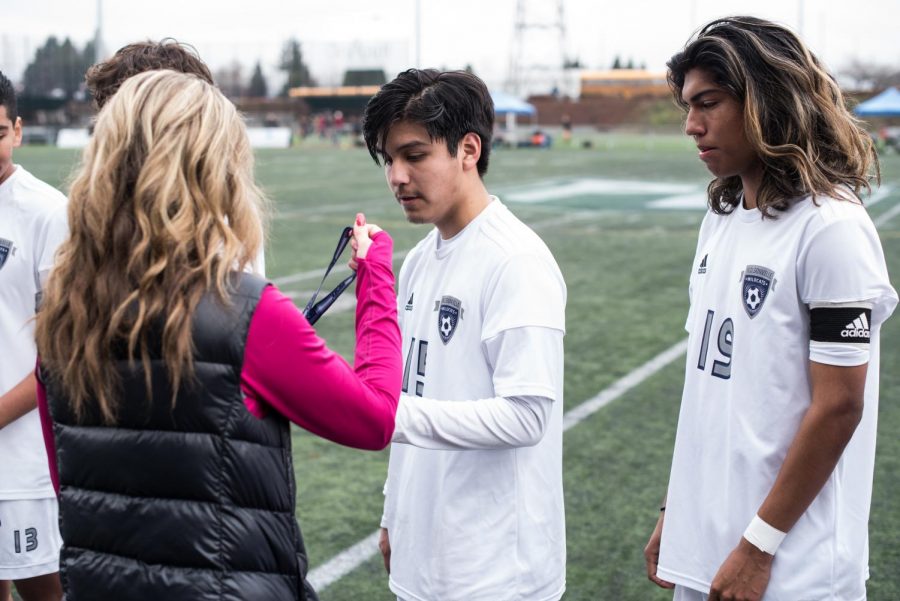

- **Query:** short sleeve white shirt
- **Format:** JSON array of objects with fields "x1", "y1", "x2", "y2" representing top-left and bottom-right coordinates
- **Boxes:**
[
  {"x1": 0, "y1": 166, "x2": 68, "y2": 500},
  {"x1": 383, "y1": 198, "x2": 567, "y2": 601},
  {"x1": 658, "y1": 193, "x2": 897, "y2": 600}
]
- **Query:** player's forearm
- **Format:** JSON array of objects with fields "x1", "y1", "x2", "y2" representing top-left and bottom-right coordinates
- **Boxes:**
[
  {"x1": 0, "y1": 373, "x2": 38, "y2": 429},
  {"x1": 392, "y1": 394, "x2": 552, "y2": 450},
  {"x1": 755, "y1": 362, "x2": 866, "y2": 534}
]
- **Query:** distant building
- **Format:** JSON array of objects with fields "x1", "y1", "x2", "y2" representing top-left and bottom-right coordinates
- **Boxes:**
[
  {"x1": 287, "y1": 85, "x2": 380, "y2": 114},
  {"x1": 579, "y1": 69, "x2": 669, "y2": 99},
  {"x1": 342, "y1": 69, "x2": 386, "y2": 87},
  {"x1": 285, "y1": 69, "x2": 384, "y2": 114}
]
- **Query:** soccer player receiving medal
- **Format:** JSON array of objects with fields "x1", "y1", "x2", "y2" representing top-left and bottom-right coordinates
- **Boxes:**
[
  {"x1": 361, "y1": 70, "x2": 567, "y2": 601},
  {"x1": 644, "y1": 17, "x2": 898, "y2": 601}
]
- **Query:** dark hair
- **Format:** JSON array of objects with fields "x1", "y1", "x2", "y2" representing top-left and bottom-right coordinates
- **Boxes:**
[
  {"x1": 363, "y1": 69, "x2": 494, "y2": 177},
  {"x1": 667, "y1": 16, "x2": 878, "y2": 216},
  {"x1": 0, "y1": 71, "x2": 17, "y2": 122},
  {"x1": 86, "y1": 39, "x2": 214, "y2": 108}
]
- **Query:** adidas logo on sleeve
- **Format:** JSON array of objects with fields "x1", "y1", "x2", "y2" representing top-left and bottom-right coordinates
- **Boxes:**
[
  {"x1": 841, "y1": 312, "x2": 870, "y2": 339},
  {"x1": 810, "y1": 305, "x2": 873, "y2": 344}
]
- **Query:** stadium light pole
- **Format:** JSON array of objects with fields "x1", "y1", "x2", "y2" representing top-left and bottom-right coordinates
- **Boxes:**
[
  {"x1": 94, "y1": 0, "x2": 104, "y2": 63},
  {"x1": 414, "y1": 0, "x2": 422, "y2": 68}
]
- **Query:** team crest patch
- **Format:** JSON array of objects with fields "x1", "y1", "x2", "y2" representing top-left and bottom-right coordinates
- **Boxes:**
[
  {"x1": 0, "y1": 239, "x2": 13, "y2": 271},
  {"x1": 741, "y1": 265, "x2": 775, "y2": 319},
  {"x1": 437, "y1": 295, "x2": 462, "y2": 344}
]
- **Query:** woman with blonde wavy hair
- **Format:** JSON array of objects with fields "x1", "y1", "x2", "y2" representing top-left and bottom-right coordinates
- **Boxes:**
[
  {"x1": 644, "y1": 16, "x2": 896, "y2": 601},
  {"x1": 34, "y1": 70, "x2": 401, "y2": 601}
]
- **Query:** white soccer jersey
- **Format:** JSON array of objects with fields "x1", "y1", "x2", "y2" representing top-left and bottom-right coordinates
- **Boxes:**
[
  {"x1": 658, "y1": 194, "x2": 898, "y2": 600},
  {"x1": 383, "y1": 198, "x2": 567, "y2": 601},
  {"x1": 0, "y1": 166, "x2": 68, "y2": 500}
]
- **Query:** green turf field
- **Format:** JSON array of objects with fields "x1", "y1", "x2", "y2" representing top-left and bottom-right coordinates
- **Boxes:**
[{"x1": 14, "y1": 136, "x2": 900, "y2": 600}]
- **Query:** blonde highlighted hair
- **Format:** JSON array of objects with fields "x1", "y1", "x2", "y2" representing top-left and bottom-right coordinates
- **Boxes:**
[
  {"x1": 667, "y1": 16, "x2": 879, "y2": 216},
  {"x1": 36, "y1": 70, "x2": 267, "y2": 423}
]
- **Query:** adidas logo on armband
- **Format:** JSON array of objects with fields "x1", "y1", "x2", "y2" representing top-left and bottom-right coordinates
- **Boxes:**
[{"x1": 841, "y1": 312, "x2": 870, "y2": 339}]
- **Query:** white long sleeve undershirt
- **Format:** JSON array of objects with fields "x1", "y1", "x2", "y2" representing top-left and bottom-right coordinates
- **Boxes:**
[
  {"x1": 391, "y1": 393, "x2": 553, "y2": 450},
  {"x1": 390, "y1": 326, "x2": 562, "y2": 450}
]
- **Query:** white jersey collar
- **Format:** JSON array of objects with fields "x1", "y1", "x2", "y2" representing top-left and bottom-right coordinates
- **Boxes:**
[{"x1": 434, "y1": 195, "x2": 501, "y2": 257}]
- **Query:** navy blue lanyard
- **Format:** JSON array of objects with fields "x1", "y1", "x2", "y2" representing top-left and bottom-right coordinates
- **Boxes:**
[{"x1": 302, "y1": 226, "x2": 356, "y2": 325}]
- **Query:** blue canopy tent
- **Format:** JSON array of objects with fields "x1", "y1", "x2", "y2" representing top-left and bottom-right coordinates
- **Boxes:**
[
  {"x1": 491, "y1": 90, "x2": 537, "y2": 117},
  {"x1": 854, "y1": 87, "x2": 900, "y2": 117},
  {"x1": 491, "y1": 91, "x2": 537, "y2": 146}
]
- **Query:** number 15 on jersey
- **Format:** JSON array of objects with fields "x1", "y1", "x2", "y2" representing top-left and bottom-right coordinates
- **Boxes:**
[{"x1": 402, "y1": 337, "x2": 428, "y2": 396}]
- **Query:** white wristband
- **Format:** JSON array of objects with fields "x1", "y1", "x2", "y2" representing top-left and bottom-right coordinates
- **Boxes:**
[{"x1": 742, "y1": 514, "x2": 787, "y2": 555}]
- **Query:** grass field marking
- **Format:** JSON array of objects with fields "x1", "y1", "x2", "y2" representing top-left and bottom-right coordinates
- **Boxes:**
[
  {"x1": 648, "y1": 184, "x2": 896, "y2": 212},
  {"x1": 272, "y1": 170, "x2": 692, "y2": 289},
  {"x1": 561, "y1": 338, "x2": 690, "y2": 431},
  {"x1": 528, "y1": 210, "x2": 608, "y2": 231},
  {"x1": 272, "y1": 250, "x2": 410, "y2": 287},
  {"x1": 273, "y1": 209, "x2": 601, "y2": 289},
  {"x1": 867, "y1": 185, "x2": 892, "y2": 208},
  {"x1": 502, "y1": 178, "x2": 698, "y2": 204},
  {"x1": 306, "y1": 337, "x2": 690, "y2": 592},
  {"x1": 874, "y1": 196, "x2": 900, "y2": 228},
  {"x1": 276, "y1": 199, "x2": 386, "y2": 219},
  {"x1": 307, "y1": 530, "x2": 382, "y2": 592}
]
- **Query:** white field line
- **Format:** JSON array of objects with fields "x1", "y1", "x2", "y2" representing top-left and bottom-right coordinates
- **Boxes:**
[
  {"x1": 284, "y1": 191, "x2": 900, "y2": 297},
  {"x1": 306, "y1": 194, "x2": 900, "y2": 592},
  {"x1": 867, "y1": 186, "x2": 891, "y2": 208},
  {"x1": 274, "y1": 210, "x2": 597, "y2": 289},
  {"x1": 274, "y1": 182, "x2": 893, "y2": 272},
  {"x1": 307, "y1": 531, "x2": 382, "y2": 592},
  {"x1": 271, "y1": 250, "x2": 409, "y2": 287},
  {"x1": 276, "y1": 199, "x2": 384, "y2": 219},
  {"x1": 646, "y1": 184, "x2": 896, "y2": 212},
  {"x1": 561, "y1": 338, "x2": 689, "y2": 431},
  {"x1": 307, "y1": 337, "x2": 690, "y2": 591},
  {"x1": 504, "y1": 178, "x2": 696, "y2": 203},
  {"x1": 874, "y1": 197, "x2": 900, "y2": 227}
]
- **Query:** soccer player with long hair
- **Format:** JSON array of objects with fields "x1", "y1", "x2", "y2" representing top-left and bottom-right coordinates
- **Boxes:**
[
  {"x1": 644, "y1": 17, "x2": 897, "y2": 601},
  {"x1": 34, "y1": 70, "x2": 402, "y2": 600}
]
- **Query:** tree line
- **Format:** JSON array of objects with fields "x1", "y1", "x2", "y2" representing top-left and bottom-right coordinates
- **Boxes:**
[
  {"x1": 21, "y1": 36, "x2": 317, "y2": 100},
  {"x1": 20, "y1": 35, "x2": 900, "y2": 101}
]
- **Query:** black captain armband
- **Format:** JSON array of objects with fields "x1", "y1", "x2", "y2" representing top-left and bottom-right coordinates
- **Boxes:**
[{"x1": 809, "y1": 305, "x2": 873, "y2": 344}]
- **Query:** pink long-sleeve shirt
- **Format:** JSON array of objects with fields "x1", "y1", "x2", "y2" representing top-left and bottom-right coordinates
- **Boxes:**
[{"x1": 37, "y1": 232, "x2": 401, "y2": 493}]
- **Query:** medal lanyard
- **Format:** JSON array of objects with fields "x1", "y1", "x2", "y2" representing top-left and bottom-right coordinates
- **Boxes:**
[{"x1": 302, "y1": 226, "x2": 357, "y2": 325}]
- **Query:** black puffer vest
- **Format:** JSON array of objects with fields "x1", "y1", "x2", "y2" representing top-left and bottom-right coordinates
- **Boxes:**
[{"x1": 46, "y1": 275, "x2": 317, "y2": 601}]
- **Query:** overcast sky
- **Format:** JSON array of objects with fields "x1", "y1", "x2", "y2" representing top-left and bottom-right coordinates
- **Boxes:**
[{"x1": 3, "y1": 0, "x2": 899, "y2": 93}]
